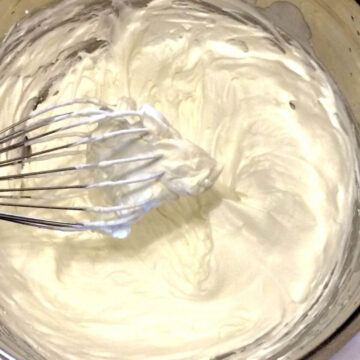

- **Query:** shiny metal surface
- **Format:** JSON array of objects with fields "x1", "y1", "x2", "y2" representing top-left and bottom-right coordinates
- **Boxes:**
[{"x1": 0, "y1": 98, "x2": 164, "y2": 232}]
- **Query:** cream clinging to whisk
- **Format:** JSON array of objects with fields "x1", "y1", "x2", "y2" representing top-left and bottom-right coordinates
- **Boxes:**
[{"x1": 0, "y1": 98, "x2": 221, "y2": 237}]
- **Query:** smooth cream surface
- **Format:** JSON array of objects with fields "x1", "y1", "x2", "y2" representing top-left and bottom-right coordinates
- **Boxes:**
[{"x1": 0, "y1": 0, "x2": 358, "y2": 359}]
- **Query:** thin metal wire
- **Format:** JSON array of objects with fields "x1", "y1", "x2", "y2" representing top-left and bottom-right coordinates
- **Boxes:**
[
  {"x1": 0, "y1": 99, "x2": 162, "y2": 232},
  {"x1": 0, "y1": 128, "x2": 148, "y2": 168},
  {"x1": 0, "y1": 154, "x2": 162, "y2": 181},
  {"x1": 0, "y1": 99, "x2": 114, "y2": 137}
]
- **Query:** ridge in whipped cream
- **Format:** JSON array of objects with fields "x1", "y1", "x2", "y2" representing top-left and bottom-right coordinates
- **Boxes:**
[{"x1": 0, "y1": 0, "x2": 358, "y2": 359}]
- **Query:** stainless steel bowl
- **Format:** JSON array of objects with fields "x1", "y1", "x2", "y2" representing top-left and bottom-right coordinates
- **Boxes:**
[{"x1": 0, "y1": 1, "x2": 359, "y2": 359}]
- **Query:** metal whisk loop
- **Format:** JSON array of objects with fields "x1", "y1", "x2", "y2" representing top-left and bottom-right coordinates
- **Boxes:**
[{"x1": 0, "y1": 99, "x2": 163, "y2": 232}]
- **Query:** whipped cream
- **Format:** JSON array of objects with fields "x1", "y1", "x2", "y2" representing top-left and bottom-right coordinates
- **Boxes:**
[
  {"x1": 88, "y1": 102, "x2": 222, "y2": 238},
  {"x1": 0, "y1": 0, "x2": 357, "y2": 359}
]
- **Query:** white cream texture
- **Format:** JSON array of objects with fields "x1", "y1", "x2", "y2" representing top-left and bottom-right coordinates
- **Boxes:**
[
  {"x1": 0, "y1": 0, "x2": 357, "y2": 359},
  {"x1": 87, "y1": 102, "x2": 222, "y2": 238}
]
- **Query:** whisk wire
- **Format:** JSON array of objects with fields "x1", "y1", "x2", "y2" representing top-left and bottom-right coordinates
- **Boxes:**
[{"x1": 0, "y1": 99, "x2": 163, "y2": 232}]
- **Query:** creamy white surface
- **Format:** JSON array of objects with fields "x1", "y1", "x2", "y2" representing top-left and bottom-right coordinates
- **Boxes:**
[
  {"x1": 0, "y1": 0, "x2": 357, "y2": 359},
  {"x1": 87, "y1": 102, "x2": 222, "y2": 238}
]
